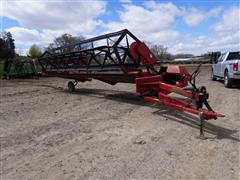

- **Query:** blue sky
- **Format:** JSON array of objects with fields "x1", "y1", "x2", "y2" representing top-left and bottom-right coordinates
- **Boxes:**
[{"x1": 0, "y1": 0, "x2": 239, "y2": 55}]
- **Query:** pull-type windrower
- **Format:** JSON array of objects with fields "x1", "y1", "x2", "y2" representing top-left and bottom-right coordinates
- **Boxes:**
[{"x1": 38, "y1": 29, "x2": 224, "y2": 137}]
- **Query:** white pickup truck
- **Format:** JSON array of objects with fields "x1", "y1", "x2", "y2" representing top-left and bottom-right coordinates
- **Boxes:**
[{"x1": 211, "y1": 51, "x2": 240, "y2": 88}]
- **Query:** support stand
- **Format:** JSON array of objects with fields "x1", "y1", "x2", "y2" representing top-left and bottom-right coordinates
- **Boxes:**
[
  {"x1": 68, "y1": 80, "x2": 78, "y2": 92},
  {"x1": 199, "y1": 112, "x2": 207, "y2": 140}
]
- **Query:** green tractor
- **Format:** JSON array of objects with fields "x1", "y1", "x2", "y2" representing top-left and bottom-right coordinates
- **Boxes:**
[{"x1": 2, "y1": 59, "x2": 40, "y2": 79}]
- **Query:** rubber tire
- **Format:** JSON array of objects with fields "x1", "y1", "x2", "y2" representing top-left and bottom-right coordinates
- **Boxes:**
[
  {"x1": 68, "y1": 81, "x2": 75, "y2": 92},
  {"x1": 224, "y1": 71, "x2": 233, "y2": 88},
  {"x1": 211, "y1": 69, "x2": 216, "y2": 81},
  {"x1": 33, "y1": 76, "x2": 39, "y2": 80}
]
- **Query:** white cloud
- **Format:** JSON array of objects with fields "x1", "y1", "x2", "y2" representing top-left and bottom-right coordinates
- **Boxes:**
[
  {"x1": 104, "y1": 2, "x2": 229, "y2": 53},
  {"x1": 142, "y1": 30, "x2": 180, "y2": 44},
  {"x1": 171, "y1": 30, "x2": 240, "y2": 54},
  {"x1": 120, "y1": 0, "x2": 132, "y2": 4},
  {"x1": 106, "y1": 2, "x2": 179, "y2": 32},
  {"x1": 3, "y1": 0, "x2": 106, "y2": 33},
  {"x1": 105, "y1": 2, "x2": 180, "y2": 46},
  {"x1": 209, "y1": 30, "x2": 240, "y2": 49},
  {"x1": 3, "y1": 0, "x2": 107, "y2": 50},
  {"x1": 214, "y1": 6, "x2": 240, "y2": 31},
  {"x1": 6, "y1": 27, "x2": 49, "y2": 46},
  {"x1": 144, "y1": 1, "x2": 180, "y2": 15},
  {"x1": 182, "y1": 6, "x2": 222, "y2": 27},
  {"x1": 183, "y1": 9, "x2": 205, "y2": 27},
  {"x1": 9, "y1": 26, "x2": 101, "y2": 55},
  {"x1": 5, "y1": 26, "x2": 70, "y2": 48},
  {"x1": 167, "y1": 5, "x2": 239, "y2": 54}
]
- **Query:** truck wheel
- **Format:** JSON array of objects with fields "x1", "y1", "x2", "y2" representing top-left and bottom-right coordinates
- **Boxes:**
[
  {"x1": 68, "y1": 81, "x2": 75, "y2": 92},
  {"x1": 211, "y1": 69, "x2": 216, "y2": 81},
  {"x1": 224, "y1": 71, "x2": 233, "y2": 88}
]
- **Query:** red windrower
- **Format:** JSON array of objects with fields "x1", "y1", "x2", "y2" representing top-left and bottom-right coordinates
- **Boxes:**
[{"x1": 38, "y1": 29, "x2": 224, "y2": 137}]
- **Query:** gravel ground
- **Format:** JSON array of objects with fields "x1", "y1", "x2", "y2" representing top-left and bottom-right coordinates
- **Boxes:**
[{"x1": 0, "y1": 66, "x2": 239, "y2": 180}]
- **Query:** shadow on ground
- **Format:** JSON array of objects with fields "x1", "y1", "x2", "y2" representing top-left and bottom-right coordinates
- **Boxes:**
[
  {"x1": 153, "y1": 108, "x2": 239, "y2": 141},
  {"x1": 65, "y1": 87, "x2": 239, "y2": 142},
  {"x1": 216, "y1": 80, "x2": 240, "y2": 89}
]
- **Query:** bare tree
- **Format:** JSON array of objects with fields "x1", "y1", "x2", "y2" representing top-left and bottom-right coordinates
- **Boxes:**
[
  {"x1": 47, "y1": 33, "x2": 85, "y2": 52},
  {"x1": 147, "y1": 42, "x2": 173, "y2": 61}
]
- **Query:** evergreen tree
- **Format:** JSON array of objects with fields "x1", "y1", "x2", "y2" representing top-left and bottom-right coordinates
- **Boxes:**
[
  {"x1": 6, "y1": 32, "x2": 15, "y2": 52},
  {"x1": 0, "y1": 32, "x2": 15, "y2": 60},
  {"x1": 0, "y1": 38, "x2": 7, "y2": 59}
]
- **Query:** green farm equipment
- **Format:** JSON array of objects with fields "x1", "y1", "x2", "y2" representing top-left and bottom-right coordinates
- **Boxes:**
[{"x1": 2, "y1": 59, "x2": 40, "y2": 79}]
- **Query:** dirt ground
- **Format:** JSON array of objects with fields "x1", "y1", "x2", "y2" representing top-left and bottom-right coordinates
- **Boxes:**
[{"x1": 0, "y1": 66, "x2": 239, "y2": 180}]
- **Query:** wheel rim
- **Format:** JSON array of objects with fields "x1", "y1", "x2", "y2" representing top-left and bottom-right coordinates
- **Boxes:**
[
  {"x1": 224, "y1": 74, "x2": 228, "y2": 85},
  {"x1": 211, "y1": 69, "x2": 216, "y2": 80}
]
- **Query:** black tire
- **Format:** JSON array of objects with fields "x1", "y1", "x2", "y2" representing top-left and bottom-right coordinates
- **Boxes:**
[
  {"x1": 33, "y1": 76, "x2": 39, "y2": 80},
  {"x1": 224, "y1": 71, "x2": 233, "y2": 88},
  {"x1": 211, "y1": 69, "x2": 216, "y2": 81},
  {"x1": 68, "y1": 81, "x2": 75, "y2": 92}
]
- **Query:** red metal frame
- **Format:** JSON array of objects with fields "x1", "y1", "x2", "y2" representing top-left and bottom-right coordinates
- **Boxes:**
[
  {"x1": 131, "y1": 41, "x2": 224, "y2": 121},
  {"x1": 135, "y1": 73, "x2": 224, "y2": 120}
]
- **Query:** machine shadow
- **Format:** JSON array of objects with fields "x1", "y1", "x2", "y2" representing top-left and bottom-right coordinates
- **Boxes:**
[
  {"x1": 217, "y1": 80, "x2": 240, "y2": 89},
  {"x1": 153, "y1": 109, "x2": 239, "y2": 141},
  {"x1": 71, "y1": 87, "x2": 239, "y2": 142}
]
